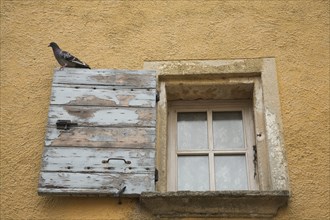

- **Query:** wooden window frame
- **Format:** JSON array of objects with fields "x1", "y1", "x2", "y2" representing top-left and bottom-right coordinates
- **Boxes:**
[{"x1": 167, "y1": 100, "x2": 258, "y2": 191}]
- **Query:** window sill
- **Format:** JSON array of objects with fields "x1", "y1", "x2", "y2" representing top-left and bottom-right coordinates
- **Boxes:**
[{"x1": 140, "y1": 190, "x2": 289, "y2": 218}]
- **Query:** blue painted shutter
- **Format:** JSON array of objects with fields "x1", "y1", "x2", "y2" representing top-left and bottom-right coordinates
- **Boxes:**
[{"x1": 38, "y1": 69, "x2": 156, "y2": 196}]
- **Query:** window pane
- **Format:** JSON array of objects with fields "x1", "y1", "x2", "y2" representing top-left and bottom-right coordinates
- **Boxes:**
[
  {"x1": 215, "y1": 155, "x2": 248, "y2": 190},
  {"x1": 213, "y1": 112, "x2": 244, "y2": 149},
  {"x1": 177, "y1": 112, "x2": 208, "y2": 150},
  {"x1": 178, "y1": 156, "x2": 209, "y2": 191}
]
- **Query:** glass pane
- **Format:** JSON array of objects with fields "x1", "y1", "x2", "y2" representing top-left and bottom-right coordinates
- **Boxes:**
[
  {"x1": 213, "y1": 111, "x2": 244, "y2": 149},
  {"x1": 215, "y1": 155, "x2": 248, "y2": 190},
  {"x1": 177, "y1": 112, "x2": 208, "y2": 150},
  {"x1": 178, "y1": 156, "x2": 209, "y2": 191}
]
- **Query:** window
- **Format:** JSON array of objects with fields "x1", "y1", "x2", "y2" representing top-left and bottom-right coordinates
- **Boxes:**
[
  {"x1": 168, "y1": 101, "x2": 258, "y2": 191},
  {"x1": 140, "y1": 58, "x2": 290, "y2": 218}
]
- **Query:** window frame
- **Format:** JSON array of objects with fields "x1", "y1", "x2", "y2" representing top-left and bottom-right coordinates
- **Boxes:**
[
  {"x1": 167, "y1": 100, "x2": 259, "y2": 191},
  {"x1": 141, "y1": 58, "x2": 290, "y2": 218}
]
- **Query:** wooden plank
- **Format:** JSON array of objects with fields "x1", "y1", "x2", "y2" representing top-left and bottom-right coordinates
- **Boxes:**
[
  {"x1": 46, "y1": 127, "x2": 156, "y2": 148},
  {"x1": 41, "y1": 147, "x2": 155, "y2": 173},
  {"x1": 53, "y1": 69, "x2": 156, "y2": 88},
  {"x1": 48, "y1": 106, "x2": 156, "y2": 127},
  {"x1": 39, "y1": 172, "x2": 154, "y2": 196},
  {"x1": 51, "y1": 87, "x2": 156, "y2": 108}
]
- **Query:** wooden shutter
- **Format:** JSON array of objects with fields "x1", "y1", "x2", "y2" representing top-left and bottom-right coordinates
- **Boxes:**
[{"x1": 38, "y1": 69, "x2": 157, "y2": 196}]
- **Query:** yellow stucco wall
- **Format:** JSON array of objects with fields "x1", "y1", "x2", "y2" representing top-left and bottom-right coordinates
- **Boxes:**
[{"x1": 0, "y1": 1, "x2": 329, "y2": 219}]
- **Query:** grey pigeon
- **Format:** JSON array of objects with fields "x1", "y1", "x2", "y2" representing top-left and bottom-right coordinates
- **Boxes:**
[{"x1": 49, "y1": 42, "x2": 91, "y2": 69}]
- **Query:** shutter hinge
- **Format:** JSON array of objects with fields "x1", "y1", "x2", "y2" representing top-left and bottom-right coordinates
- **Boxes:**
[
  {"x1": 156, "y1": 92, "x2": 160, "y2": 102},
  {"x1": 155, "y1": 168, "x2": 159, "y2": 182},
  {"x1": 56, "y1": 120, "x2": 78, "y2": 130}
]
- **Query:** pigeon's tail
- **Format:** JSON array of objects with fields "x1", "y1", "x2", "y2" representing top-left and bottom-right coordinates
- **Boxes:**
[
  {"x1": 81, "y1": 65, "x2": 91, "y2": 69},
  {"x1": 75, "y1": 63, "x2": 91, "y2": 69}
]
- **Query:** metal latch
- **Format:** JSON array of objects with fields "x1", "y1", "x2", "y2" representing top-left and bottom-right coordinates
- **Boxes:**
[
  {"x1": 253, "y1": 145, "x2": 258, "y2": 178},
  {"x1": 117, "y1": 186, "x2": 126, "y2": 205},
  {"x1": 56, "y1": 120, "x2": 78, "y2": 130}
]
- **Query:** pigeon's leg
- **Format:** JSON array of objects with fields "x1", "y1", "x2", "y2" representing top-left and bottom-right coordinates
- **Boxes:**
[{"x1": 60, "y1": 64, "x2": 67, "y2": 70}]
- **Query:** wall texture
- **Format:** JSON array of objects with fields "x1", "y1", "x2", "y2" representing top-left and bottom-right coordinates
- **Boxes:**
[{"x1": 0, "y1": 1, "x2": 329, "y2": 219}]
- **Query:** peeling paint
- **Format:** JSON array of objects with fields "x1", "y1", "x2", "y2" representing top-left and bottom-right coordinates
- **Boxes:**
[
  {"x1": 92, "y1": 109, "x2": 139, "y2": 124},
  {"x1": 68, "y1": 95, "x2": 118, "y2": 106},
  {"x1": 65, "y1": 106, "x2": 96, "y2": 119}
]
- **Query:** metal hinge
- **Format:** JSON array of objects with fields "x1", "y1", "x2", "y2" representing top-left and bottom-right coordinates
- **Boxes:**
[
  {"x1": 155, "y1": 168, "x2": 159, "y2": 182},
  {"x1": 156, "y1": 92, "x2": 160, "y2": 102},
  {"x1": 56, "y1": 120, "x2": 78, "y2": 130}
]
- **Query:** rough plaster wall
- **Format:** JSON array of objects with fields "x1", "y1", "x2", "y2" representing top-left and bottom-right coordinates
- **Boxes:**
[{"x1": 0, "y1": 1, "x2": 329, "y2": 219}]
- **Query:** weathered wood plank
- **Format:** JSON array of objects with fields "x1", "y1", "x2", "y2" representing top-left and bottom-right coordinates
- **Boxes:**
[
  {"x1": 39, "y1": 172, "x2": 154, "y2": 196},
  {"x1": 53, "y1": 69, "x2": 156, "y2": 88},
  {"x1": 46, "y1": 127, "x2": 156, "y2": 148},
  {"x1": 41, "y1": 147, "x2": 155, "y2": 173},
  {"x1": 51, "y1": 87, "x2": 156, "y2": 107},
  {"x1": 48, "y1": 106, "x2": 156, "y2": 127}
]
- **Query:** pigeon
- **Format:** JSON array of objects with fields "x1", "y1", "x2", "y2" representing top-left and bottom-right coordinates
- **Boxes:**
[{"x1": 48, "y1": 42, "x2": 91, "y2": 69}]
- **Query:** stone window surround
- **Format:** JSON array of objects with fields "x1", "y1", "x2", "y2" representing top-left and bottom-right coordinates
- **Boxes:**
[{"x1": 140, "y1": 58, "x2": 290, "y2": 218}]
